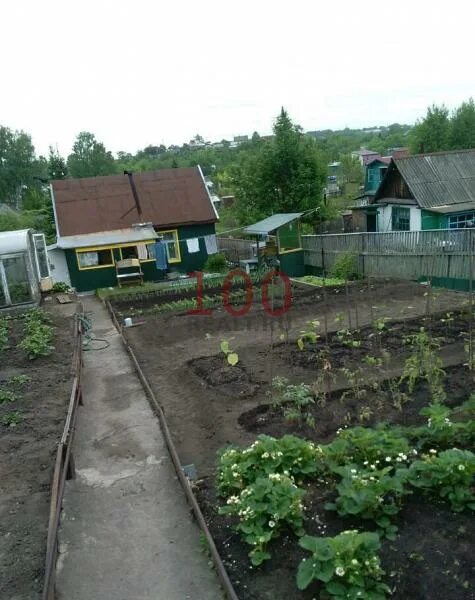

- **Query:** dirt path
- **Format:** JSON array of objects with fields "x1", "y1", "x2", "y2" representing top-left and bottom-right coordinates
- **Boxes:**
[{"x1": 55, "y1": 297, "x2": 222, "y2": 600}]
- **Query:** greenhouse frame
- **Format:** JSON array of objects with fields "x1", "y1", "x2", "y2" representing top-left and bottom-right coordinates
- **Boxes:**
[{"x1": 0, "y1": 229, "x2": 50, "y2": 308}]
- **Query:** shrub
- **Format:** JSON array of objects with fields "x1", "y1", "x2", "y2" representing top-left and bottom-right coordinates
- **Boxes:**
[
  {"x1": 407, "y1": 448, "x2": 475, "y2": 512},
  {"x1": 330, "y1": 253, "x2": 360, "y2": 281},
  {"x1": 296, "y1": 530, "x2": 390, "y2": 598},
  {"x1": 406, "y1": 403, "x2": 475, "y2": 450},
  {"x1": 203, "y1": 253, "x2": 228, "y2": 273},
  {"x1": 219, "y1": 474, "x2": 305, "y2": 565}
]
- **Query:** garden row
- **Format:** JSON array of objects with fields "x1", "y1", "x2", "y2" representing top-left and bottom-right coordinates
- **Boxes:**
[
  {"x1": 207, "y1": 319, "x2": 475, "y2": 599},
  {"x1": 0, "y1": 304, "x2": 76, "y2": 600}
]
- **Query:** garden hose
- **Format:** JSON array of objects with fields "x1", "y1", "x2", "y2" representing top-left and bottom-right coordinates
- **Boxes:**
[{"x1": 75, "y1": 312, "x2": 110, "y2": 351}]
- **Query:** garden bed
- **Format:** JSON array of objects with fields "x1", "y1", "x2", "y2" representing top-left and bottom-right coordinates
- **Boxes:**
[
  {"x1": 0, "y1": 302, "x2": 78, "y2": 600},
  {"x1": 119, "y1": 279, "x2": 473, "y2": 599}
]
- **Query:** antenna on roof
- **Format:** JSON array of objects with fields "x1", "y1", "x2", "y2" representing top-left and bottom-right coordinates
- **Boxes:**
[{"x1": 123, "y1": 170, "x2": 143, "y2": 221}]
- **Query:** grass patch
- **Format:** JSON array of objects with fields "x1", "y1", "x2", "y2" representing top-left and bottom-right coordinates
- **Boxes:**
[{"x1": 296, "y1": 275, "x2": 345, "y2": 287}]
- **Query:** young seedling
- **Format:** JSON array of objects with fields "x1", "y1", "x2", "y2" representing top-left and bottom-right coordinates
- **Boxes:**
[{"x1": 220, "y1": 338, "x2": 239, "y2": 366}]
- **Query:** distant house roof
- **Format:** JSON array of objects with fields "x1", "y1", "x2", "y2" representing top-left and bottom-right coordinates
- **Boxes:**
[
  {"x1": 51, "y1": 167, "x2": 217, "y2": 238},
  {"x1": 57, "y1": 226, "x2": 158, "y2": 250},
  {"x1": 243, "y1": 213, "x2": 303, "y2": 235},
  {"x1": 353, "y1": 149, "x2": 379, "y2": 157},
  {"x1": 375, "y1": 149, "x2": 475, "y2": 209},
  {"x1": 366, "y1": 156, "x2": 391, "y2": 167}
]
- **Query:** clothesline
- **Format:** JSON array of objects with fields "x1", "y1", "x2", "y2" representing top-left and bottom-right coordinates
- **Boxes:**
[{"x1": 153, "y1": 206, "x2": 319, "y2": 245}]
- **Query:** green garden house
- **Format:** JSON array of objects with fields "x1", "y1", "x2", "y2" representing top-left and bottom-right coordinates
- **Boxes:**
[
  {"x1": 50, "y1": 167, "x2": 219, "y2": 292},
  {"x1": 352, "y1": 149, "x2": 475, "y2": 232}
]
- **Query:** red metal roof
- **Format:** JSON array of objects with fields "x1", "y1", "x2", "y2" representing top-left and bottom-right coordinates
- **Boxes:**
[{"x1": 52, "y1": 167, "x2": 217, "y2": 238}]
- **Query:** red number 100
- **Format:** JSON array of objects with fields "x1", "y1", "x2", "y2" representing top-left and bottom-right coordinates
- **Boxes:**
[{"x1": 187, "y1": 269, "x2": 292, "y2": 316}]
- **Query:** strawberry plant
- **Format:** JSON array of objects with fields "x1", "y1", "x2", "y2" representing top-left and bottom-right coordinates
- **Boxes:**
[
  {"x1": 219, "y1": 474, "x2": 305, "y2": 565},
  {"x1": 296, "y1": 530, "x2": 390, "y2": 598},
  {"x1": 325, "y1": 465, "x2": 410, "y2": 539},
  {"x1": 217, "y1": 435, "x2": 321, "y2": 497},
  {"x1": 407, "y1": 448, "x2": 475, "y2": 512}
]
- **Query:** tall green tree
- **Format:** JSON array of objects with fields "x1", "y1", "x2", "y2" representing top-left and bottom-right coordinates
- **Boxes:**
[
  {"x1": 450, "y1": 98, "x2": 475, "y2": 150},
  {"x1": 0, "y1": 126, "x2": 38, "y2": 207},
  {"x1": 48, "y1": 146, "x2": 68, "y2": 180},
  {"x1": 232, "y1": 108, "x2": 326, "y2": 225},
  {"x1": 67, "y1": 131, "x2": 116, "y2": 178},
  {"x1": 409, "y1": 104, "x2": 451, "y2": 154}
]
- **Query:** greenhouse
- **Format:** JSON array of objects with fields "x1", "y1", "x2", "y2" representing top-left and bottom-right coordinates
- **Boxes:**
[{"x1": 0, "y1": 229, "x2": 50, "y2": 308}]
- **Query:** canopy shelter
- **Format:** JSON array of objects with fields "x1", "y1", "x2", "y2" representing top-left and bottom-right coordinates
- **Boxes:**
[
  {"x1": 243, "y1": 213, "x2": 303, "y2": 253},
  {"x1": 242, "y1": 213, "x2": 305, "y2": 276},
  {"x1": 0, "y1": 229, "x2": 49, "y2": 308}
]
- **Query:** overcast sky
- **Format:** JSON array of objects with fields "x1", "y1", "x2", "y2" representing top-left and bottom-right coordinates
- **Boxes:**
[{"x1": 1, "y1": 0, "x2": 474, "y2": 156}]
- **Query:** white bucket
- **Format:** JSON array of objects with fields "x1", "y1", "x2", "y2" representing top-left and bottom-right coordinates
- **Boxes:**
[{"x1": 124, "y1": 317, "x2": 132, "y2": 327}]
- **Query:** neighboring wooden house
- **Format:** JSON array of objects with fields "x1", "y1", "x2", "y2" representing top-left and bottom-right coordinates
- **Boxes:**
[
  {"x1": 50, "y1": 167, "x2": 218, "y2": 292},
  {"x1": 352, "y1": 150, "x2": 475, "y2": 232}
]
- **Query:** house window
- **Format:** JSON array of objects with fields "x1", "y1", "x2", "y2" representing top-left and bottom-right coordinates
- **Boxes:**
[
  {"x1": 448, "y1": 212, "x2": 475, "y2": 229},
  {"x1": 77, "y1": 248, "x2": 114, "y2": 269},
  {"x1": 391, "y1": 207, "x2": 410, "y2": 231},
  {"x1": 379, "y1": 167, "x2": 388, "y2": 181},
  {"x1": 120, "y1": 245, "x2": 138, "y2": 260},
  {"x1": 159, "y1": 230, "x2": 181, "y2": 263}
]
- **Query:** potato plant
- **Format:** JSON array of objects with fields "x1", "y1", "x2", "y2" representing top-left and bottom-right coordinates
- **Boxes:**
[{"x1": 19, "y1": 309, "x2": 54, "y2": 359}]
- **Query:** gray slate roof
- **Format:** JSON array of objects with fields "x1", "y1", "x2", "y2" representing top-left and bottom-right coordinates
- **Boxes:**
[
  {"x1": 394, "y1": 149, "x2": 475, "y2": 209},
  {"x1": 243, "y1": 213, "x2": 303, "y2": 235}
]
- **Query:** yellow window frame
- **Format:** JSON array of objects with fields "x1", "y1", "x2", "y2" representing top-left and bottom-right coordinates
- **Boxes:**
[
  {"x1": 158, "y1": 229, "x2": 181, "y2": 263},
  {"x1": 75, "y1": 240, "x2": 157, "y2": 270}
]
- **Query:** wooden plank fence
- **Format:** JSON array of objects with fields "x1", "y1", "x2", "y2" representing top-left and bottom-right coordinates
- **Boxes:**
[
  {"x1": 302, "y1": 229, "x2": 475, "y2": 282},
  {"x1": 217, "y1": 237, "x2": 255, "y2": 263}
]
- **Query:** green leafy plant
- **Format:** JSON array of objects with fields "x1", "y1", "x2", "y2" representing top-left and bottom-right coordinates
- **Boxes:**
[
  {"x1": 336, "y1": 329, "x2": 361, "y2": 348},
  {"x1": 0, "y1": 318, "x2": 9, "y2": 352},
  {"x1": 0, "y1": 389, "x2": 18, "y2": 404},
  {"x1": 340, "y1": 366, "x2": 368, "y2": 402},
  {"x1": 52, "y1": 281, "x2": 72, "y2": 293},
  {"x1": 8, "y1": 374, "x2": 31, "y2": 386},
  {"x1": 331, "y1": 253, "x2": 361, "y2": 281},
  {"x1": 271, "y1": 376, "x2": 315, "y2": 428},
  {"x1": 19, "y1": 322, "x2": 54, "y2": 359},
  {"x1": 217, "y1": 435, "x2": 321, "y2": 497},
  {"x1": 219, "y1": 474, "x2": 305, "y2": 565},
  {"x1": 203, "y1": 253, "x2": 228, "y2": 273},
  {"x1": 407, "y1": 448, "x2": 475, "y2": 512},
  {"x1": 325, "y1": 465, "x2": 409, "y2": 539},
  {"x1": 2, "y1": 411, "x2": 23, "y2": 427},
  {"x1": 401, "y1": 328, "x2": 446, "y2": 403},
  {"x1": 220, "y1": 338, "x2": 239, "y2": 366},
  {"x1": 297, "y1": 319, "x2": 320, "y2": 350},
  {"x1": 320, "y1": 426, "x2": 411, "y2": 473},
  {"x1": 296, "y1": 530, "x2": 390, "y2": 598}
]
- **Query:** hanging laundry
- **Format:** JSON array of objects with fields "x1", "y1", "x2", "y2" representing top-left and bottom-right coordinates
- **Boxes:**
[
  {"x1": 204, "y1": 234, "x2": 218, "y2": 255},
  {"x1": 154, "y1": 241, "x2": 168, "y2": 270},
  {"x1": 137, "y1": 243, "x2": 148, "y2": 260},
  {"x1": 186, "y1": 238, "x2": 200, "y2": 253}
]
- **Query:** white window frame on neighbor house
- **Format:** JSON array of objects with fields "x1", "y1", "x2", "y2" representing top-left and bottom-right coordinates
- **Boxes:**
[{"x1": 448, "y1": 212, "x2": 475, "y2": 229}]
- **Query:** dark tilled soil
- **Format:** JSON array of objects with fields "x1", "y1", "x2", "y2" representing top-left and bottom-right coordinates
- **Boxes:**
[
  {"x1": 122, "y1": 280, "x2": 473, "y2": 600},
  {"x1": 0, "y1": 304, "x2": 76, "y2": 600}
]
